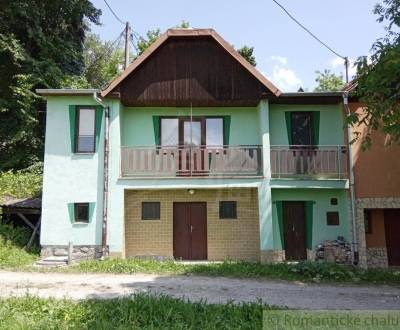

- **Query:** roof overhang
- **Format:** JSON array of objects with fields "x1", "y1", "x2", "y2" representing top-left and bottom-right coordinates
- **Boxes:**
[
  {"x1": 100, "y1": 28, "x2": 282, "y2": 98},
  {"x1": 36, "y1": 89, "x2": 99, "y2": 96}
]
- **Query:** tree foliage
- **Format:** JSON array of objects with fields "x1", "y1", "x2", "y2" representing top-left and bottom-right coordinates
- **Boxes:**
[
  {"x1": 237, "y1": 46, "x2": 257, "y2": 66},
  {"x1": 314, "y1": 69, "x2": 344, "y2": 92},
  {"x1": 351, "y1": 0, "x2": 400, "y2": 147},
  {"x1": 0, "y1": 0, "x2": 101, "y2": 170}
]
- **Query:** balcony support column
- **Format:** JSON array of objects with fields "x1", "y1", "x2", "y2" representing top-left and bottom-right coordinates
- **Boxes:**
[{"x1": 257, "y1": 100, "x2": 276, "y2": 263}]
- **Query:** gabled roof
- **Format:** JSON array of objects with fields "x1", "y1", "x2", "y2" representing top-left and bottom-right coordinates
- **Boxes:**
[{"x1": 101, "y1": 28, "x2": 281, "y2": 98}]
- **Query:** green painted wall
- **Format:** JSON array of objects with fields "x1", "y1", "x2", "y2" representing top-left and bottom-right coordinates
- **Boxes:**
[
  {"x1": 269, "y1": 104, "x2": 345, "y2": 146},
  {"x1": 121, "y1": 107, "x2": 260, "y2": 146},
  {"x1": 271, "y1": 189, "x2": 350, "y2": 250}
]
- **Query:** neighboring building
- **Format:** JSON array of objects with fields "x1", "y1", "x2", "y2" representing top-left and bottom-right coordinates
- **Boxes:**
[
  {"x1": 345, "y1": 85, "x2": 400, "y2": 268},
  {"x1": 37, "y1": 28, "x2": 350, "y2": 262}
]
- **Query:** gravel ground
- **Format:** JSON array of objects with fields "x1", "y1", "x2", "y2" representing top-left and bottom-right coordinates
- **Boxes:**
[{"x1": 0, "y1": 271, "x2": 399, "y2": 309}]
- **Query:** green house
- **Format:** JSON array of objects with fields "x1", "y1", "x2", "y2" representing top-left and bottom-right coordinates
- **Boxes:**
[{"x1": 37, "y1": 28, "x2": 350, "y2": 262}]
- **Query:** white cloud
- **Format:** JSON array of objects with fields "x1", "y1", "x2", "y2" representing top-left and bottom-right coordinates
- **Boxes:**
[
  {"x1": 268, "y1": 55, "x2": 288, "y2": 65},
  {"x1": 264, "y1": 56, "x2": 302, "y2": 91}
]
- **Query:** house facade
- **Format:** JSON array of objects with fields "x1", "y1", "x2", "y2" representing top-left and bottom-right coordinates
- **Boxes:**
[
  {"x1": 346, "y1": 94, "x2": 400, "y2": 268},
  {"x1": 37, "y1": 29, "x2": 351, "y2": 263}
]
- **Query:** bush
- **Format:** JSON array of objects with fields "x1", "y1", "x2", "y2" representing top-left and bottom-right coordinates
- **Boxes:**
[{"x1": 0, "y1": 162, "x2": 43, "y2": 201}]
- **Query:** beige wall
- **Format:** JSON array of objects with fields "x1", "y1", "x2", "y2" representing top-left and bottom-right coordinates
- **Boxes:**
[
  {"x1": 351, "y1": 103, "x2": 400, "y2": 198},
  {"x1": 124, "y1": 188, "x2": 260, "y2": 261}
]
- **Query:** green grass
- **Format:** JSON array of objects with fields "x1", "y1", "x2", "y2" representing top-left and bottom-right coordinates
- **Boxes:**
[
  {"x1": 0, "y1": 223, "x2": 39, "y2": 269},
  {"x1": 0, "y1": 294, "x2": 274, "y2": 329},
  {"x1": 72, "y1": 257, "x2": 400, "y2": 286}
]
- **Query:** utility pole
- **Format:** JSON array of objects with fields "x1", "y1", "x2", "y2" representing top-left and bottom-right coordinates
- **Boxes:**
[
  {"x1": 124, "y1": 21, "x2": 131, "y2": 69},
  {"x1": 344, "y1": 57, "x2": 349, "y2": 83}
]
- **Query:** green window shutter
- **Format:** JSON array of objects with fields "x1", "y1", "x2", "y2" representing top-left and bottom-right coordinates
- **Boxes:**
[
  {"x1": 95, "y1": 106, "x2": 104, "y2": 152},
  {"x1": 69, "y1": 106, "x2": 77, "y2": 153},
  {"x1": 223, "y1": 116, "x2": 231, "y2": 145},
  {"x1": 88, "y1": 202, "x2": 95, "y2": 223},
  {"x1": 276, "y1": 201, "x2": 285, "y2": 249},
  {"x1": 152, "y1": 116, "x2": 160, "y2": 146},
  {"x1": 284, "y1": 112, "x2": 292, "y2": 145},
  {"x1": 67, "y1": 203, "x2": 75, "y2": 223},
  {"x1": 312, "y1": 111, "x2": 320, "y2": 145},
  {"x1": 305, "y1": 201, "x2": 314, "y2": 249}
]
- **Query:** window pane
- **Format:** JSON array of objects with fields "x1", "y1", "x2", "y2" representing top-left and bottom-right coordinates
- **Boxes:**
[
  {"x1": 161, "y1": 119, "x2": 178, "y2": 146},
  {"x1": 206, "y1": 118, "x2": 223, "y2": 146},
  {"x1": 291, "y1": 112, "x2": 313, "y2": 145},
  {"x1": 79, "y1": 109, "x2": 95, "y2": 135},
  {"x1": 77, "y1": 108, "x2": 95, "y2": 152},
  {"x1": 184, "y1": 121, "x2": 201, "y2": 146},
  {"x1": 75, "y1": 203, "x2": 89, "y2": 223},
  {"x1": 219, "y1": 201, "x2": 237, "y2": 219},
  {"x1": 142, "y1": 202, "x2": 160, "y2": 220},
  {"x1": 326, "y1": 212, "x2": 339, "y2": 226}
]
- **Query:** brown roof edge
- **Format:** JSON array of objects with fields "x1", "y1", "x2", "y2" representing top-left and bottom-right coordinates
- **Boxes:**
[{"x1": 101, "y1": 28, "x2": 282, "y2": 98}]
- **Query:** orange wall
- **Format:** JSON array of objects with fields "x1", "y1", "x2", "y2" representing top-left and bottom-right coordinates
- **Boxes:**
[
  {"x1": 365, "y1": 209, "x2": 386, "y2": 248},
  {"x1": 350, "y1": 103, "x2": 400, "y2": 198}
]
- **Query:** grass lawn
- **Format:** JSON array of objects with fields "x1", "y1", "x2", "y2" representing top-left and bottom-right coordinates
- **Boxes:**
[
  {"x1": 0, "y1": 294, "x2": 274, "y2": 329},
  {"x1": 71, "y1": 257, "x2": 400, "y2": 286}
]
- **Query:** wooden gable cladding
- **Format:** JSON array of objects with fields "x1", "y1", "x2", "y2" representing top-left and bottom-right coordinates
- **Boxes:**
[{"x1": 116, "y1": 36, "x2": 273, "y2": 107}]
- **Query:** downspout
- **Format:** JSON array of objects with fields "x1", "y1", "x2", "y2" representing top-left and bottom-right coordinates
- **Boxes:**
[
  {"x1": 93, "y1": 92, "x2": 110, "y2": 258},
  {"x1": 343, "y1": 92, "x2": 359, "y2": 265}
]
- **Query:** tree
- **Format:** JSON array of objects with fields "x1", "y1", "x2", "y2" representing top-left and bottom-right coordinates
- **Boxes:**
[
  {"x1": 136, "y1": 29, "x2": 162, "y2": 56},
  {"x1": 237, "y1": 46, "x2": 257, "y2": 66},
  {"x1": 0, "y1": 1, "x2": 100, "y2": 170},
  {"x1": 314, "y1": 69, "x2": 344, "y2": 92},
  {"x1": 82, "y1": 34, "x2": 124, "y2": 89},
  {"x1": 350, "y1": 0, "x2": 400, "y2": 147}
]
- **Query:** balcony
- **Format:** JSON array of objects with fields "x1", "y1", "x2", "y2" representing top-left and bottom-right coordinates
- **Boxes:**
[
  {"x1": 120, "y1": 145, "x2": 263, "y2": 178},
  {"x1": 270, "y1": 145, "x2": 348, "y2": 179}
]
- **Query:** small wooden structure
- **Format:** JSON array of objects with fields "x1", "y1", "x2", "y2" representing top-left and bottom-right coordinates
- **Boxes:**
[{"x1": 1, "y1": 197, "x2": 41, "y2": 249}]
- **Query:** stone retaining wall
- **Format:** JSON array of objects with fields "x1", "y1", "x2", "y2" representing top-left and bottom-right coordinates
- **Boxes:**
[{"x1": 41, "y1": 245, "x2": 102, "y2": 260}]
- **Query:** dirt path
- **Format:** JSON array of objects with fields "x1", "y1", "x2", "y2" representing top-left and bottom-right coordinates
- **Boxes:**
[{"x1": 0, "y1": 271, "x2": 399, "y2": 309}]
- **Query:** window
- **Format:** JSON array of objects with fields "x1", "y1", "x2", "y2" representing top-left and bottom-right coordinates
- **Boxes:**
[
  {"x1": 291, "y1": 112, "x2": 314, "y2": 146},
  {"x1": 219, "y1": 201, "x2": 237, "y2": 219},
  {"x1": 142, "y1": 202, "x2": 160, "y2": 220},
  {"x1": 364, "y1": 209, "x2": 372, "y2": 234},
  {"x1": 161, "y1": 118, "x2": 179, "y2": 147},
  {"x1": 326, "y1": 212, "x2": 340, "y2": 226},
  {"x1": 74, "y1": 203, "x2": 89, "y2": 223},
  {"x1": 76, "y1": 107, "x2": 96, "y2": 153},
  {"x1": 206, "y1": 118, "x2": 223, "y2": 146},
  {"x1": 330, "y1": 198, "x2": 338, "y2": 205}
]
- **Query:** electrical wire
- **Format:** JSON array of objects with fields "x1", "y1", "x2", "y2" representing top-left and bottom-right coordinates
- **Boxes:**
[
  {"x1": 103, "y1": 0, "x2": 125, "y2": 25},
  {"x1": 271, "y1": 0, "x2": 346, "y2": 59}
]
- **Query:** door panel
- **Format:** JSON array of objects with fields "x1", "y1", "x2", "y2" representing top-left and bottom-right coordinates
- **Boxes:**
[
  {"x1": 283, "y1": 201, "x2": 307, "y2": 261},
  {"x1": 384, "y1": 209, "x2": 400, "y2": 266},
  {"x1": 173, "y1": 203, "x2": 191, "y2": 260},
  {"x1": 190, "y1": 203, "x2": 207, "y2": 260},
  {"x1": 173, "y1": 202, "x2": 207, "y2": 260}
]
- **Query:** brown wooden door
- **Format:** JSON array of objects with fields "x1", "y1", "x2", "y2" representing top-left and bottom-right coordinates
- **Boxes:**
[
  {"x1": 384, "y1": 209, "x2": 400, "y2": 266},
  {"x1": 173, "y1": 202, "x2": 207, "y2": 260},
  {"x1": 283, "y1": 201, "x2": 307, "y2": 261}
]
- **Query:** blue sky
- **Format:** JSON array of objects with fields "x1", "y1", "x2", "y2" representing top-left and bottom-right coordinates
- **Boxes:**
[{"x1": 90, "y1": 0, "x2": 385, "y2": 91}]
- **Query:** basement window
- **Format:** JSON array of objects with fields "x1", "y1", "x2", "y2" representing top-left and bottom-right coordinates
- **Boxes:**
[
  {"x1": 219, "y1": 201, "x2": 237, "y2": 219},
  {"x1": 74, "y1": 203, "x2": 89, "y2": 223},
  {"x1": 142, "y1": 202, "x2": 160, "y2": 220},
  {"x1": 326, "y1": 212, "x2": 340, "y2": 226}
]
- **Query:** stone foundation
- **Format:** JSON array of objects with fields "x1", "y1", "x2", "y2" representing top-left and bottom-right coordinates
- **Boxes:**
[
  {"x1": 366, "y1": 248, "x2": 388, "y2": 268},
  {"x1": 260, "y1": 250, "x2": 285, "y2": 263},
  {"x1": 41, "y1": 245, "x2": 102, "y2": 260}
]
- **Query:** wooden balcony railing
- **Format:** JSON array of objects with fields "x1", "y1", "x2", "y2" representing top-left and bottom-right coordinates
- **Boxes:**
[
  {"x1": 270, "y1": 145, "x2": 348, "y2": 179},
  {"x1": 121, "y1": 145, "x2": 263, "y2": 178}
]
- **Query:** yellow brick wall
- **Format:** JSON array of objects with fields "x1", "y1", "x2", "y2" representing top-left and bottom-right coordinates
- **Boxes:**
[{"x1": 124, "y1": 188, "x2": 260, "y2": 261}]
